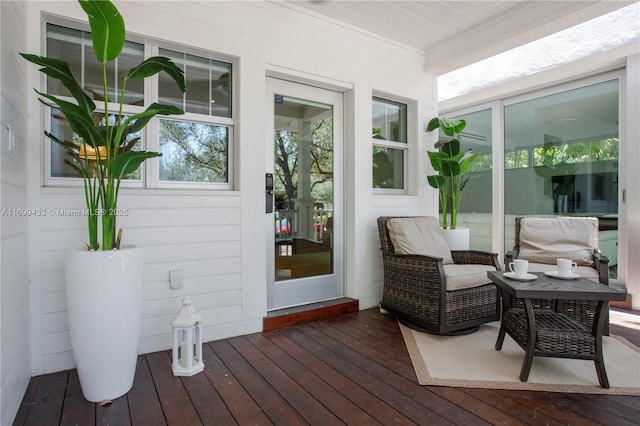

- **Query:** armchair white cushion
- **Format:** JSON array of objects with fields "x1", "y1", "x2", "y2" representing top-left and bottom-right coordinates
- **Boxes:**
[
  {"x1": 387, "y1": 217, "x2": 454, "y2": 264},
  {"x1": 443, "y1": 264, "x2": 496, "y2": 291},
  {"x1": 519, "y1": 217, "x2": 597, "y2": 266}
]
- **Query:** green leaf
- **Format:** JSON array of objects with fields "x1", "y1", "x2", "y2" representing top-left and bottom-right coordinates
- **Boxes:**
[
  {"x1": 440, "y1": 120, "x2": 456, "y2": 137},
  {"x1": 372, "y1": 127, "x2": 385, "y2": 139},
  {"x1": 125, "y1": 103, "x2": 184, "y2": 134},
  {"x1": 97, "y1": 123, "x2": 140, "y2": 149},
  {"x1": 426, "y1": 117, "x2": 441, "y2": 132},
  {"x1": 78, "y1": 0, "x2": 125, "y2": 63},
  {"x1": 459, "y1": 176, "x2": 474, "y2": 193},
  {"x1": 441, "y1": 139, "x2": 460, "y2": 157},
  {"x1": 427, "y1": 175, "x2": 446, "y2": 189},
  {"x1": 147, "y1": 103, "x2": 185, "y2": 115},
  {"x1": 440, "y1": 159, "x2": 460, "y2": 177},
  {"x1": 111, "y1": 151, "x2": 162, "y2": 179},
  {"x1": 458, "y1": 152, "x2": 480, "y2": 175},
  {"x1": 439, "y1": 118, "x2": 465, "y2": 137},
  {"x1": 36, "y1": 91, "x2": 104, "y2": 148},
  {"x1": 20, "y1": 53, "x2": 95, "y2": 114},
  {"x1": 427, "y1": 151, "x2": 446, "y2": 172},
  {"x1": 453, "y1": 119, "x2": 466, "y2": 134},
  {"x1": 110, "y1": 103, "x2": 183, "y2": 153},
  {"x1": 43, "y1": 131, "x2": 66, "y2": 148},
  {"x1": 128, "y1": 57, "x2": 186, "y2": 92}
]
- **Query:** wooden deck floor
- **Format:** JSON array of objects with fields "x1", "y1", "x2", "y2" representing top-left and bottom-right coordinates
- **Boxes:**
[{"x1": 15, "y1": 307, "x2": 640, "y2": 426}]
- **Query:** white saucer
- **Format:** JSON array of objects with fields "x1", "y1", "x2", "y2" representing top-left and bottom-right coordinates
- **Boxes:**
[
  {"x1": 504, "y1": 272, "x2": 537, "y2": 281},
  {"x1": 545, "y1": 271, "x2": 580, "y2": 279}
]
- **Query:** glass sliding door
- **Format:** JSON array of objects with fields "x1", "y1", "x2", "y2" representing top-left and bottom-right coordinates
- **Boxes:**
[
  {"x1": 446, "y1": 108, "x2": 493, "y2": 252},
  {"x1": 504, "y1": 78, "x2": 619, "y2": 277}
]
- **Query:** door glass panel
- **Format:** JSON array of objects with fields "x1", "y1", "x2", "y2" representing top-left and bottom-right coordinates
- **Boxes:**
[
  {"x1": 273, "y1": 96, "x2": 333, "y2": 281},
  {"x1": 504, "y1": 79, "x2": 619, "y2": 278}
]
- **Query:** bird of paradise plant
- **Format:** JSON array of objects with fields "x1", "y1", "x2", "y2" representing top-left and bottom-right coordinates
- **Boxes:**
[
  {"x1": 21, "y1": 0, "x2": 185, "y2": 250},
  {"x1": 426, "y1": 117, "x2": 480, "y2": 230}
]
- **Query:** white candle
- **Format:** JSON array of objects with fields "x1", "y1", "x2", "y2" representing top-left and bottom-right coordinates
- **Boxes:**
[{"x1": 179, "y1": 342, "x2": 187, "y2": 368}]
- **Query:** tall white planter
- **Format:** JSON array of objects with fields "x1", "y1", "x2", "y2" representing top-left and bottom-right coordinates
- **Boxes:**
[
  {"x1": 65, "y1": 245, "x2": 143, "y2": 402},
  {"x1": 442, "y1": 227, "x2": 470, "y2": 250}
]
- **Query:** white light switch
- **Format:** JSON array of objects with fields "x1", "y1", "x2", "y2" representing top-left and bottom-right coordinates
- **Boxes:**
[{"x1": 170, "y1": 269, "x2": 183, "y2": 289}]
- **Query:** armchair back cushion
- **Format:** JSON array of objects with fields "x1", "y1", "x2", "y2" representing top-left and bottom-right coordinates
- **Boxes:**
[
  {"x1": 519, "y1": 217, "x2": 597, "y2": 266},
  {"x1": 387, "y1": 217, "x2": 454, "y2": 264}
]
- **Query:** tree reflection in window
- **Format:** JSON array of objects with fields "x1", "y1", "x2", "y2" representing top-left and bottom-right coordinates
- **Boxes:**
[
  {"x1": 159, "y1": 119, "x2": 229, "y2": 182},
  {"x1": 274, "y1": 117, "x2": 333, "y2": 207}
]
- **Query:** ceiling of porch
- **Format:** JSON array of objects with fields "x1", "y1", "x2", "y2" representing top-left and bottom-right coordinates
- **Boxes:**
[{"x1": 285, "y1": 1, "x2": 635, "y2": 75}]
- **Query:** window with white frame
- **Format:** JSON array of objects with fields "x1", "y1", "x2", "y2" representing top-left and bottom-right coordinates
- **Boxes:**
[
  {"x1": 45, "y1": 23, "x2": 233, "y2": 188},
  {"x1": 372, "y1": 96, "x2": 407, "y2": 191}
]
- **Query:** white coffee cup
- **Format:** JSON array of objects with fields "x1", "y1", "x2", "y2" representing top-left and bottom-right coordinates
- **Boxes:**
[
  {"x1": 557, "y1": 258, "x2": 577, "y2": 277},
  {"x1": 509, "y1": 259, "x2": 529, "y2": 278}
]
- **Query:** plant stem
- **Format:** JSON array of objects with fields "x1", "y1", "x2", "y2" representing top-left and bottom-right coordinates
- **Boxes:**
[
  {"x1": 101, "y1": 53, "x2": 114, "y2": 250},
  {"x1": 440, "y1": 185, "x2": 448, "y2": 229}
]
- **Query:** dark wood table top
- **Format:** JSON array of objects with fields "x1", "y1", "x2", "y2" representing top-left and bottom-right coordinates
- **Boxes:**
[{"x1": 487, "y1": 271, "x2": 627, "y2": 301}]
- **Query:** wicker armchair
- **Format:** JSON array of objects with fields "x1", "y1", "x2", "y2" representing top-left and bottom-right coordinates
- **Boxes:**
[
  {"x1": 377, "y1": 216, "x2": 501, "y2": 335},
  {"x1": 507, "y1": 216, "x2": 610, "y2": 332}
]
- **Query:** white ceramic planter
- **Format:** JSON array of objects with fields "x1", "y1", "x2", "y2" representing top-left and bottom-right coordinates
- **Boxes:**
[
  {"x1": 65, "y1": 245, "x2": 143, "y2": 402},
  {"x1": 442, "y1": 227, "x2": 470, "y2": 250}
]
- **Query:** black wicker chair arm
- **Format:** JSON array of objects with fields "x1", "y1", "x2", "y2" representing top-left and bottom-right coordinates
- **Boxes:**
[
  {"x1": 593, "y1": 250, "x2": 610, "y2": 286},
  {"x1": 380, "y1": 250, "x2": 446, "y2": 290},
  {"x1": 379, "y1": 248, "x2": 443, "y2": 261},
  {"x1": 451, "y1": 250, "x2": 501, "y2": 269},
  {"x1": 505, "y1": 250, "x2": 515, "y2": 265}
]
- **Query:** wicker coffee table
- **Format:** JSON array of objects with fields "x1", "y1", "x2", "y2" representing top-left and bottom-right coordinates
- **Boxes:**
[{"x1": 487, "y1": 271, "x2": 627, "y2": 388}]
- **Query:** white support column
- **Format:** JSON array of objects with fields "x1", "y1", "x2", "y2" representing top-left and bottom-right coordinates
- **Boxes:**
[{"x1": 295, "y1": 120, "x2": 315, "y2": 240}]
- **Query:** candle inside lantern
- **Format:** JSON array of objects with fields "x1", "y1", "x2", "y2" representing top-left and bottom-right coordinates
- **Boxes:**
[
  {"x1": 171, "y1": 296, "x2": 204, "y2": 376},
  {"x1": 179, "y1": 342, "x2": 187, "y2": 367}
]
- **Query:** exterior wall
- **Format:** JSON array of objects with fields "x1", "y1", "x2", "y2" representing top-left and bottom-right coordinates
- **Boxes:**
[
  {"x1": 1, "y1": 1, "x2": 31, "y2": 424},
  {"x1": 23, "y1": 1, "x2": 437, "y2": 377}
]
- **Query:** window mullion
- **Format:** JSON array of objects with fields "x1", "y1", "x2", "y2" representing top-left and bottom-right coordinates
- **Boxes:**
[{"x1": 145, "y1": 44, "x2": 160, "y2": 189}]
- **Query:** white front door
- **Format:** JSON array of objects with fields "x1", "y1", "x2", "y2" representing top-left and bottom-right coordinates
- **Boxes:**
[{"x1": 266, "y1": 78, "x2": 344, "y2": 310}]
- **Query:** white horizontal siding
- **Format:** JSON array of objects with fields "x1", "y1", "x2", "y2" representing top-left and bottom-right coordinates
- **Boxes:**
[
  {"x1": 1, "y1": 1, "x2": 31, "y2": 424},
  {"x1": 34, "y1": 190, "x2": 244, "y2": 365},
  {"x1": 23, "y1": 0, "x2": 437, "y2": 380}
]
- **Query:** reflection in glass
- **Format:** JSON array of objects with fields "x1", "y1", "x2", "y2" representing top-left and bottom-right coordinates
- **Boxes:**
[
  {"x1": 372, "y1": 97, "x2": 407, "y2": 190},
  {"x1": 159, "y1": 49, "x2": 232, "y2": 118},
  {"x1": 446, "y1": 109, "x2": 493, "y2": 251},
  {"x1": 159, "y1": 119, "x2": 229, "y2": 182},
  {"x1": 372, "y1": 97, "x2": 406, "y2": 142},
  {"x1": 46, "y1": 25, "x2": 82, "y2": 97},
  {"x1": 452, "y1": 109, "x2": 493, "y2": 210},
  {"x1": 46, "y1": 24, "x2": 144, "y2": 106},
  {"x1": 504, "y1": 79, "x2": 619, "y2": 277},
  {"x1": 50, "y1": 110, "x2": 141, "y2": 179},
  {"x1": 372, "y1": 146, "x2": 404, "y2": 189},
  {"x1": 273, "y1": 95, "x2": 333, "y2": 281}
]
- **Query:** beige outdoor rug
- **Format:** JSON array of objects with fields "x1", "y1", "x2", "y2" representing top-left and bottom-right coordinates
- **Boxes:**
[{"x1": 400, "y1": 321, "x2": 640, "y2": 394}]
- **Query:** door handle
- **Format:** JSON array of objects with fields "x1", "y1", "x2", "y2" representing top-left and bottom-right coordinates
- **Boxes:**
[{"x1": 266, "y1": 173, "x2": 274, "y2": 213}]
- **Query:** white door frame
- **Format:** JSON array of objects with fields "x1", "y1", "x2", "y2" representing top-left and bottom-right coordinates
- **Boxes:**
[{"x1": 265, "y1": 77, "x2": 345, "y2": 310}]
